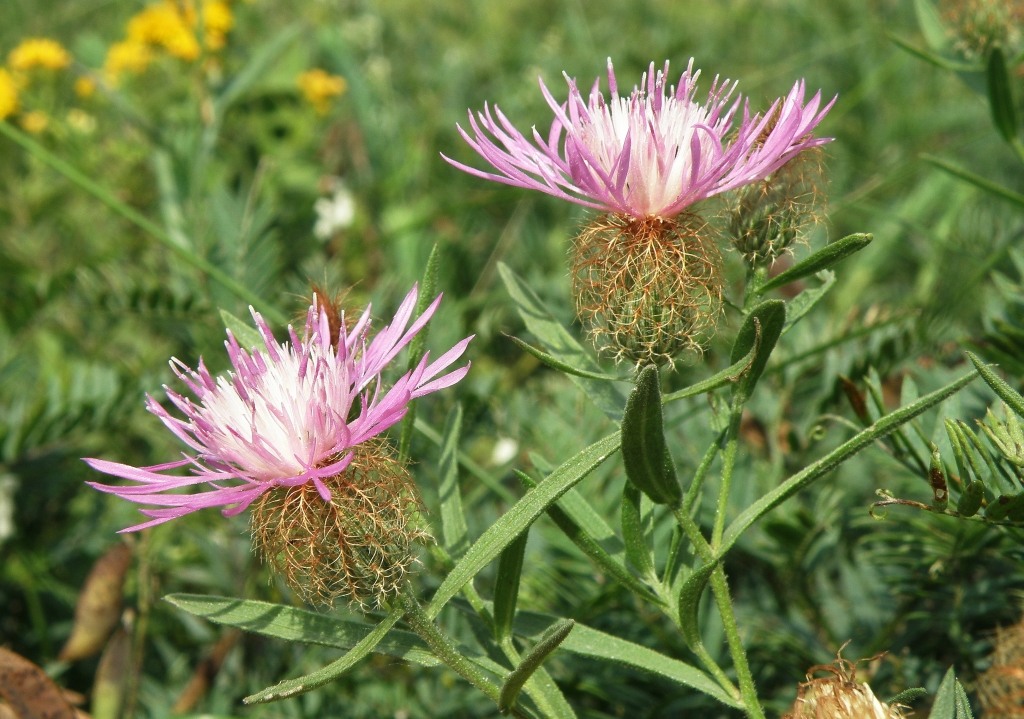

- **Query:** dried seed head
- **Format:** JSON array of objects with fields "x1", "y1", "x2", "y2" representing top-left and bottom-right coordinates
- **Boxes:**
[
  {"x1": 250, "y1": 440, "x2": 430, "y2": 609},
  {"x1": 728, "y1": 147, "x2": 827, "y2": 267},
  {"x1": 570, "y1": 212, "x2": 723, "y2": 367},
  {"x1": 977, "y1": 617, "x2": 1024, "y2": 716},
  {"x1": 783, "y1": 651, "x2": 909, "y2": 719},
  {"x1": 940, "y1": 0, "x2": 1024, "y2": 61}
]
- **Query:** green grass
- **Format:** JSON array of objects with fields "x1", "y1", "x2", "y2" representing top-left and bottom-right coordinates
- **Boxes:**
[{"x1": 2, "y1": 1, "x2": 1023, "y2": 717}]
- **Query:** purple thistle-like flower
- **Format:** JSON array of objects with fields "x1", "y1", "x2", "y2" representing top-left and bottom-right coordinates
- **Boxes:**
[
  {"x1": 85, "y1": 286, "x2": 473, "y2": 532},
  {"x1": 444, "y1": 58, "x2": 835, "y2": 218}
]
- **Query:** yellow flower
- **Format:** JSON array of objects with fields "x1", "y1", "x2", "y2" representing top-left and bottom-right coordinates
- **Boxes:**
[
  {"x1": 298, "y1": 68, "x2": 347, "y2": 115},
  {"x1": 203, "y1": 0, "x2": 233, "y2": 34},
  {"x1": 74, "y1": 76, "x2": 97, "y2": 99},
  {"x1": 104, "y1": 40, "x2": 153, "y2": 84},
  {"x1": 20, "y1": 110, "x2": 49, "y2": 134},
  {"x1": 8, "y1": 38, "x2": 72, "y2": 72},
  {"x1": 0, "y1": 70, "x2": 18, "y2": 120},
  {"x1": 126, "y1": 2, "x2": 201, "y2": 61},
  {"x1": 201, "y1": 0, "x2": 233, "y2": 51}
]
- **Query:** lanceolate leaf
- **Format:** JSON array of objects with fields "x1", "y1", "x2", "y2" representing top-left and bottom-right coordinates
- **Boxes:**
[
  {"x1": 164, "y1": 594, "x2": 439, "y2": 666},
  {"x1": 756, "y1": 234, "x2": 872, "y2": 294},
  {"x1": 661, "y1": 344, "x2": 757, "y2": 404},
  {"x1": 913, "y1": 0, "x2": 949, "y2": 51},
  {"x1": 513, "y1": 612, "x2": 742, "y2": 709},
  {"x1": 621, "y1": 366, "x2": 681, "y2": 506},
  {"x1": 399, "y1": 243, "x2": 442, "y2": 462},
  {"x1": 219, "y1": 309, "x2": 266, "y2": 353},
  {"x1": 924, "y1": 155, "x2": 1024, "y2": 210},
  {"x1": 499, "y1": 262, "x2": 627, "y2": 421},
  {"x1": 499, "y1": 619, "x2": 575, "y2": 713},
  {"x1": 437, "y1": 405, "x2": 470, "y2": 557},
  {"x1": 968, "y1": 351, "x2": 1024, "y2": 420},
  {"x1": 721, "y1": 369, "x2": 978, "y2": 553},
  {"x1": 987, "y1": 47, "x2": 1020, "y2": 145},
  {"x1": 676, "y1": 376, "x2": 977, "y2": 661},
  {"x1": 505, "y1": 334, "x2": 628, "y2": 381},
  {"x1": 730, "y1": 300, "x2": 786, "y2": 402},
  {"x1": 516, "y1": 472, "x2": 662, "y2": 604},
  {"x1": 427, "y1": 433, "x2": 621, "y2": 619},
  {"x1": 493, "y1": 531, "x2": 529, "y2": 642},
  {"x1": 621, "y1": 483, "x2": 657, "y2": 583},
  {"x1": 930, "y1": 667, "x2": 975, "y2": 719},
  {"x1": 246, "y1": 606, "x2": 404, "y2": 703}
]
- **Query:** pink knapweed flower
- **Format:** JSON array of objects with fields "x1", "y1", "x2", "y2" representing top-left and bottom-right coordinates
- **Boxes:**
[
  {"x1": 85, "y1": 286, "x2": 472, "y2": 532},
  {"x1": 445, "y1": 58, "x2": 835, "y2": 218}
]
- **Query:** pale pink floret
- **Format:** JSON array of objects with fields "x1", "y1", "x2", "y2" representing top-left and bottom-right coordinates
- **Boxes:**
[
  {"x1": 85, "y1": 285, "x2": 473, "y2": 532},
  {"x1": 444, "y1": 58, "x2": 835, "y2": 218}
]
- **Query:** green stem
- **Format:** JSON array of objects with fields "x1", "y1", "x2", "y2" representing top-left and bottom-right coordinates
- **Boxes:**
[
  {"x1": 669, "y1": 508, "x2": 739, "y2": 699},
  {"x1": 398, "y1": 591, "x2": 524, "y2": 717},
  {"x1": 712, "y1": 400, "x2": 744, "y2": 548},
  {"x1": 0, "y1": 121, "x2": 286, "y2": 324},
  {"x1": 672, "y1": 506, "x2": 764, "y2": 717},
  {"x1": 708, "y1": 567, "x2": 765, "y2": 719}
]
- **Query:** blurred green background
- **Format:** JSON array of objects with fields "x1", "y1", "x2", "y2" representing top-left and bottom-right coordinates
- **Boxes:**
[{"x1": 2, "y1": 0, "x2": 1023, "y2": 716}]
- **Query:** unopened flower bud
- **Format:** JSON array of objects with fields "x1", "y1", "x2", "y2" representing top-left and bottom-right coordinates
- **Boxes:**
[{"x1": 728, "y1": 147, "x2": 826, "y2": 267}]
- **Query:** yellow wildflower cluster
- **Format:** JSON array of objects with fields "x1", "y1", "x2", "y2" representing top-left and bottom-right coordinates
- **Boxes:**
[
  {"x1": 8, "y1": 38, "x2": 71, "y2": 72},
  {"x1": 0, "y1": 37, "x2": 73, "y2": 126},
  {"x1": 104, "y1": 0, "x2": 235, "y2": 84},
  {"x1": 0, "y1": 69, "x2": 18, "y2": 120},
  {"x1": 297, "y1": 68, "x2": 348, "y2": 115}
]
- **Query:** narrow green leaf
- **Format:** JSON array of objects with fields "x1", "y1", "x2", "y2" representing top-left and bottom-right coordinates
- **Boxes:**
[
  {"x1": 493, "y1": 531, "x2": 529, "y2": 642},
  {"x1": 968, "y1": 351, "x2": 1024, "y2": 419},
  {"x1": 245, "y1": 605, "x2": 404, "y2": 703},
  {"x1": 498, "y1": 262, "x2": 627, "y2": 421},
  {"x1": 164, "y1": 593, "x2": 438, "y2": 665},
  {"x1": 887, "y1": 687, "x2": 927, "y2": 708},
  {"x1": 924, "y1": 155, "x2": 1024, "y2": 210},
  {"x1": 399, "y1": 243, "x2": 442, "y2": 462},
  {"x1": 730, "y1": 300, "x2": 786, "y2": 402},
  {"x1": 517, "y1": 472, "x2": 662, "y2": 605},
  {"x1": 499, "y1": 619, "x2": 574, "y2": 713},
  {"x1": 215, "y1": 25, "x2": 302, "y2": 112},
  {"x1": 661, "y1": 345, "x2": 756, "y2": 404},
  {"x1": 621, "y1": 483, "x2": 657, "y2": 583},
  {"x1": 505, "y1": 334, "x2": 628, "y2": 381},
  {"x1": 930, "y1": 667, "x2": 975, "y2": 719},
  {"x1": 677, "y1": 562, "x2": 717, "y2": 653},
  {"x1": 756, "y1": 234, "x2": 872, "y2": 294},
  {"x1": 219, "y1": 309, "x2": 266, "y2": 351},
  {"x1": 946, "y1": 420, "x2": 976, "y2": 487},
  {"x1": 437, "y1": 405, "x2": 470, "y2": 557},
  {"x1": 427, "y1": 433, "x2": 621, "y2": 619},
  {"x1": 987, "y1": 47, "x2": 1020, "y2": 144},
  {"x1": 621, "y1": 366, "x2": 681, "y2": 506},
  {"x1": 722, "y1": 369, "x2": 977, "y2": 551},
  {"x1": 913, "y1": 0, "x2": 950, "y2": 51},
  {"x1": 888, "y1": 33, "x2": 978, "y2": 72},
  {"x1": 513, "y1": 612, "x2": 742, "y2": 709},
  {"x1": 781, "y1": 271, "x2": 836, "y2": 333}
]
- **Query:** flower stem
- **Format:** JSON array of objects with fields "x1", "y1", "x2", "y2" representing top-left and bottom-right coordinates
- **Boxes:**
[
  {"x1": 708, "y1": 567, "x2": 766, "y2": 719},
  {"x1": 672, "y1": 505, "x2": 764, "y2": 718},
  {"x1": 398, "y1": 590, "x2": 526, "y2": 717}
]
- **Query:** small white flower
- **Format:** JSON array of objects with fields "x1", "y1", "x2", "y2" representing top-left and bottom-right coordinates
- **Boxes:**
[{"x1": 313, "y1": 178, "x2": 356, "y2": 240}]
